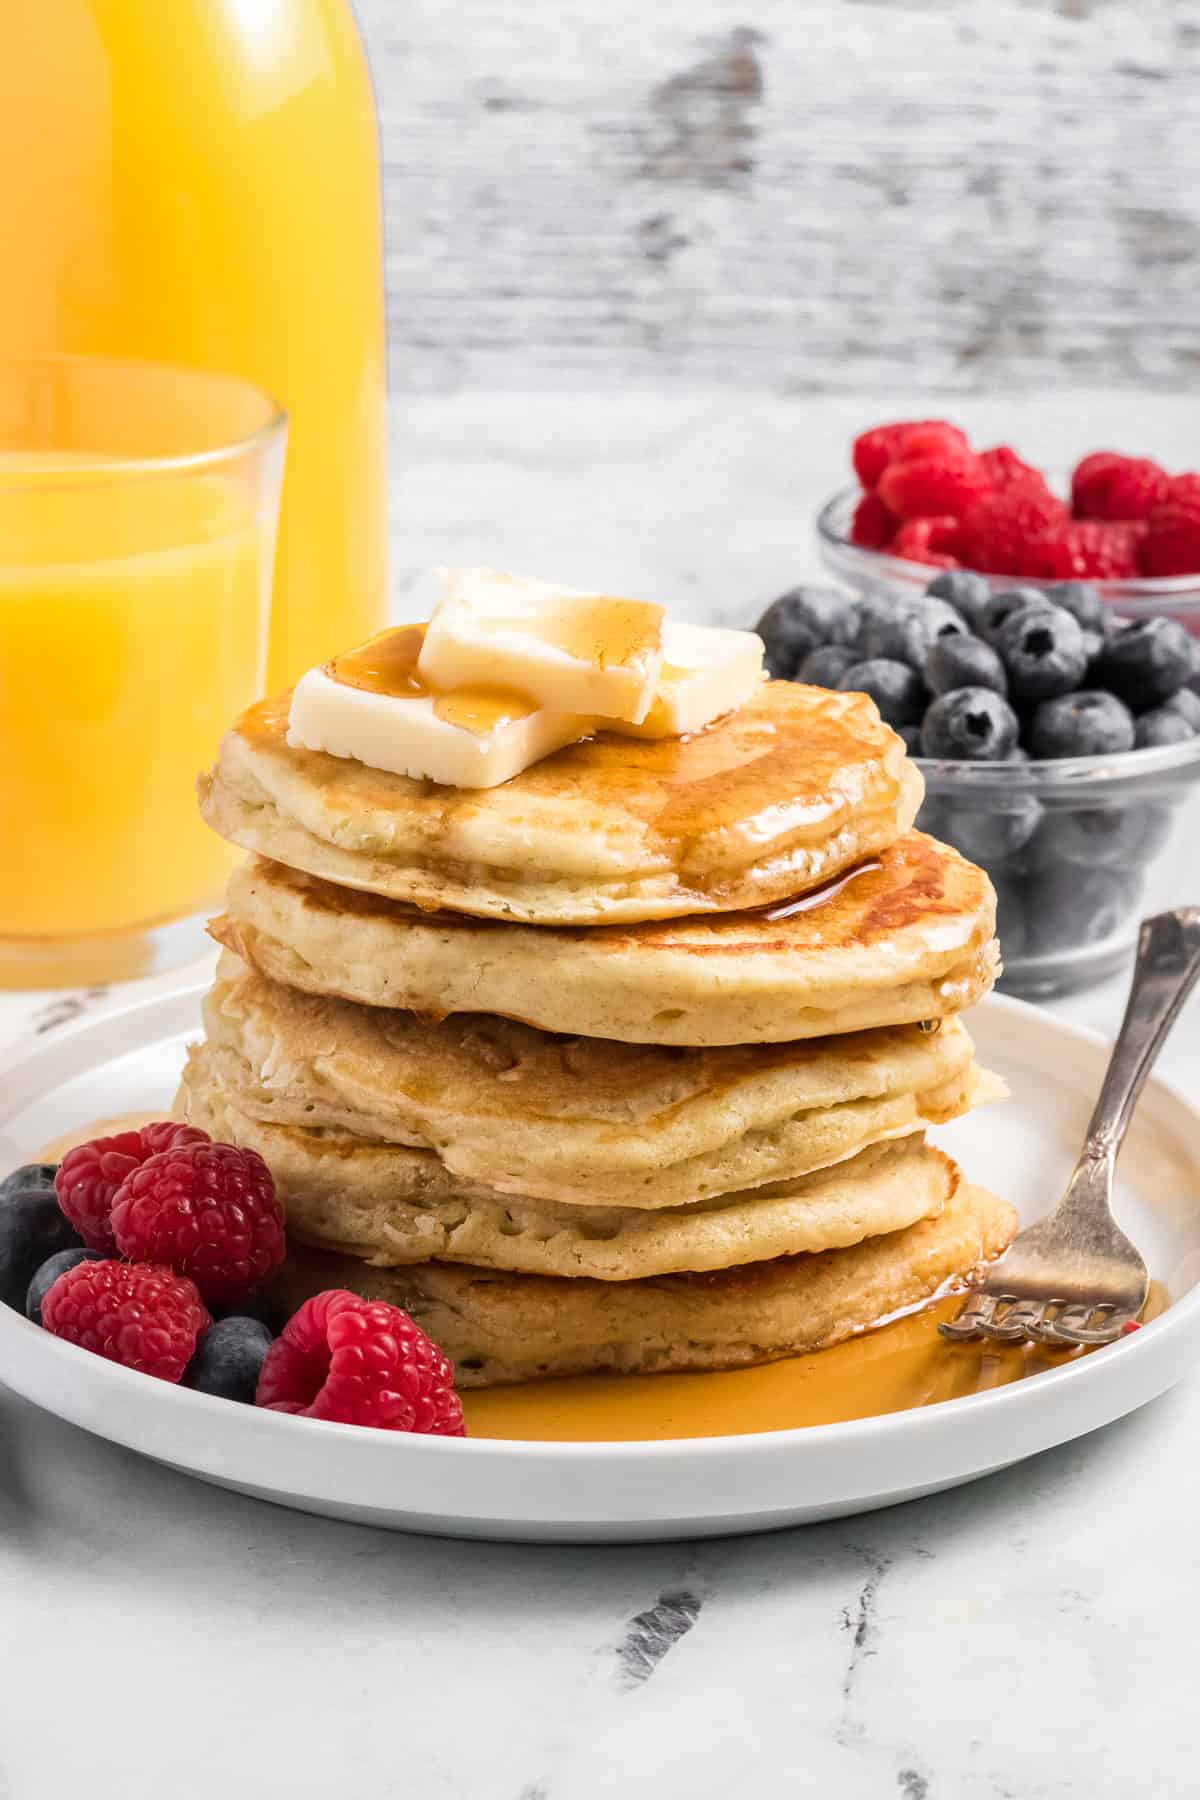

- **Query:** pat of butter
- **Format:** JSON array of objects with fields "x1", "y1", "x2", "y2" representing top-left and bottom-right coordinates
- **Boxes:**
[
  {"x1": 287, "y1": 635, "x2": 591, "y2": 789},
  {"x1": 418, "y1": 567, "x2": 666, "y2": 724},
  {"x1": 613, "y1": 621, "x2": 766, "y2": 738}
]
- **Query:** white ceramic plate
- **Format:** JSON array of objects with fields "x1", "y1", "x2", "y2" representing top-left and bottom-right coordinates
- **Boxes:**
[{"x1": 2, "y1": 973, "x2": 1199, "y2": 1543}]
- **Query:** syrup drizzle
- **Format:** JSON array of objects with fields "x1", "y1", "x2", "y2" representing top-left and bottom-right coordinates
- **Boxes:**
[
  {"x1": 327, "y1": 624, "x2": 540, "y2": 736},
  {"x1": 763, "y1": 857, "x2": 883, "y2": 920}
]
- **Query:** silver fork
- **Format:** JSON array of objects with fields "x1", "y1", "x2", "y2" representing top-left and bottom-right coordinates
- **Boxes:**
[{"x1": 940, "y1": 907, "x2": 1200, "y2": 1350}]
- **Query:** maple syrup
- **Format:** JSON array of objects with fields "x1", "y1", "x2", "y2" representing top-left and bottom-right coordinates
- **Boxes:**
[
  {"x1": 32, "y1": 1114, "x2": 1166, "y2": 1444},
  {"x1": 326, "y1": 625, "x2": 538, "y2": 736},
  {"x1": 236, "y1": 681, "x2": 912, "y2": 913},
  {"x1": 463, "y1": 1283, "x2": 1169, "y2": 1443},
  {"x1": 491, "y1": 594, "x2": 662, "y2": 668}
]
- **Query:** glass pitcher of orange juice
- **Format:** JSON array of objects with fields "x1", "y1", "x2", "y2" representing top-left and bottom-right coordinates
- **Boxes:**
[{"x1": 1, "y1": 0, "x2": 388, "y2": 692}]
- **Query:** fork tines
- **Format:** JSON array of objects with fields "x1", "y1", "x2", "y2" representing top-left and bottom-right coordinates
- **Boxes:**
[{"x1": 938, "y1": 1292, "x2": 1137, "y2": 1347}]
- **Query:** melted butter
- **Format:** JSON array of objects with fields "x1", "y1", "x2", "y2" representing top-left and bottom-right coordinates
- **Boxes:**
[
  {"x1": 326, "y1": 624, "x2": 538, "y2": 735},
  {"x1": 493, "y1": 595, "x2": 661, "y2": 667},
  {"x1": 464, "y1": 1284, "x2": 1169, "y2": 1443}
]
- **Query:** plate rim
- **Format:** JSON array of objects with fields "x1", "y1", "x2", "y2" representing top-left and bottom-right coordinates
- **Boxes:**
[{"x1": 1, "y1": 974, "x2": 1197, "y2": 1468}]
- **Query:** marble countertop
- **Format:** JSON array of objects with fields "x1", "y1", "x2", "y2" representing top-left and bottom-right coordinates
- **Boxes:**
[{"x1": 3, "y1": 387, "x2": 1199, "y2": 1799}]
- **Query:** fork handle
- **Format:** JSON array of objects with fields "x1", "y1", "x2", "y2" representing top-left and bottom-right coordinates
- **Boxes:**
[{"x1": 1082, "y1": 909, "x2": 1200, "y2": 1166}]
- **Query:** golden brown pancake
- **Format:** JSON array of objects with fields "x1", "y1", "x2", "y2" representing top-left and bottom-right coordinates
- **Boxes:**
[
  {"x1": 195, "y1": 950, "x2": 992, "y2": 1208},
  {"x1": 267, "y1": 1172, "x2": 1018, "y2": 1386},
  {"x1": 199, "y1": 681, "x2": 924, "y2": 925},
  {"x1": 175, "y1": 1059, "x2": 967, "y2": 1278},
  {"x1": 213, "y1": 833, "x2": 998, "y2": 1046}
]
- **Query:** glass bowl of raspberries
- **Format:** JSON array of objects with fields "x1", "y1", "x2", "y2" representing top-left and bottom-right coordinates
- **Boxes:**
[
  {"x1": 817, "y1": 420, "x2": 1200, "y2": 619},
  {"x1": 754, "y1": 571, "x2": 1200, "y2": 998}
]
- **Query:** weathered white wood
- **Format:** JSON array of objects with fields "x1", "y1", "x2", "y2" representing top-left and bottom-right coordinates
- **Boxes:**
[{"x1": 356, "y1": 0, "x2": 1200, "y2": 392}]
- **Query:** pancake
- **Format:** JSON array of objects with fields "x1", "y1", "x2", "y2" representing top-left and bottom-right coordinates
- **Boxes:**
[
  {"x1": 198, "y1": 951, "x2": 991, "y2": 1208},
  {"x1": 267, "y1": 1174, "x2": 1018, "y2": 1386},
  {"x1": 175, "y1": 1063, "x2": 962, "y2": 1279},
  {"x1": 214, "y1": 833, "x2": 999, "y2": 1046},
  {"x1": 198, "y1": 680, "x2": 924, "y2": 925}
]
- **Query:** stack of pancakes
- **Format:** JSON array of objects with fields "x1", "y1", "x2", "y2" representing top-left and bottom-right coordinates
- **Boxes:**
[{"x1": 180, "y1": 678, "x2": 1016, "y2": 1387}]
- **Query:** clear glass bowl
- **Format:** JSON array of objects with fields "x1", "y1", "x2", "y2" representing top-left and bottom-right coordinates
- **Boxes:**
[
  {"x1": 914, "y1": 738, "x2": 1200, "y2": 997},
  {"x1": 815, "y1": 483, "x2": 1200, "y2": 624}
]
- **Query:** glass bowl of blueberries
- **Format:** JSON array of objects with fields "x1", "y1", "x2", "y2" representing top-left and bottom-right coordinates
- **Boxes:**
[{"x1": 755, "y1": 572, "x2": 1200, "y2": 998}]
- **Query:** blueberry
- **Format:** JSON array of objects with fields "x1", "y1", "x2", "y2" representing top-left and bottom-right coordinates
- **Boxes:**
[
  {"x1": 1081, "y1": 628, "x2": 1106, "y2": 678},
  {"x1": 990, "y1": 870, "x2": 1031, "y2": 963},
  {"x1": 838, "y1": 657, "x2": 926, "y2": 729},
  {"x1": 995, "y1": 604, "x2": 1088, "y2": 705},
  {"x1": 1040, "y1": 803, "x2": 1172, "y2": 870},
  {"x1": 1043, "y1": 581, "x2": 1104, "y2": 633},
  {"x1": 0, "y1": 1163, "x2": 58, "y2": 1202},
  {"x1": 1025, "y1": 866, "x2": 1142, "y2": 958},
  {"x1": 926, "y1": 634, "x2": 1008, "y2": 698},
  {"x1": 25, "y1": 1247, "x2": 103, "y2": 1326},
  {"x1": 1163, "y1": 687, "x2": 1200, "y2": 729},
  {"x1": 920, "y1": 688, "x2": 1020, "y2": 761},
  {"x1": 0, "y1": 1171, "x2": 81, "y2": 1310},
  {"x1": 898, "y1": 724, "x2": 924, "y2": 756},
  {"x1": 211, "y1": 1290, "x2": 281, "y2": 1331},
  {"x1": 185, "y1": 1316, "x2": 274, "y2": 1404},
  {"x1": 859, "y1": 597, "x2": 969, "y2": 669},
  {"x1": 1186, "y1": 636, "x2": 1200, "y2": 697},
  {"x1": 925, "y1": 569, "x2": 993, "y2": 630},
  {"x1": 914, "y1": 794, "x2": 948, "y2": 839},
  {"x1": 981, "y1": 587, "x2": 1056, "y2": 644},
  {"x1": 1134, "y1": 706, "x2": 1197, "y2": 748},
  {"x1": 798, "y1": 644, "x2": 859, "y2": 688},
  {"x1": 1029, "y1": 690, "x2": 1135, "y2": 759},
  {"x1": 755, "y1": 586, "x2": 858, "y2": 678},
  {"x1": 1094, "y1": 617, "x2": 1194, "y2": 710},
  {"x1": 940, "y1": 795, "x2": 1044, "y2": 865}
]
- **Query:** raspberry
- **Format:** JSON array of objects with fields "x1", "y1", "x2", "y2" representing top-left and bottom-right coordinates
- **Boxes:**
[
  {"x1": 1023, "y1": 521, "x2": 1142, "y2": 581},
  {"x1": 1070, "y1": 452, "x2": 1126, "y2": 519},
  {"x1": 878, "y1": 452, "x2": 991, "y2": 523},
  {"x1": 849, "y1": 489, "x2": 898, "y2": 550},
  {"x1": 850, "y1": 418, "x2": 967, "y2": 489},
  {"x1": 111, "y1": 1141, "x2": 285, "y2": 1307},
  {"x1": 1140, "y1": 481, "x2": 1200, "y2": 576},
  {"x1": 891, "y1": 515, "x2": 963, "y2": 568},
  {"x1": 41, "y1": 1259, "x2": 210, "y2": 1383},
  {"x1": 891, "y1": 421, "x2": 971, "y2": 464},
  {"x1": 257, "y1": 1290, "x2": 465, "y2": 1435},
  {"x1": 1166, "y1": 473, "x2": 1200, "y2": 507},
  {"x1": 1073, "y1": 454, "x2": 1168, "y2": 522},
  {"x1": 959, "y1": 486, "x2": 1069, "y2": 576},
  {"x1": 979, "y1": 445, "x2": 1048, "y2": 493},
  {"x1": 55, "y1": 1122, "x2": 210, "y2": 1252}
]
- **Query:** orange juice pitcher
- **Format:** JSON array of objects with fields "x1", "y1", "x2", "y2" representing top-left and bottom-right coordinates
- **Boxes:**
[{"x1": 1, "y1": 0, "x2": 388, "y2": 691}]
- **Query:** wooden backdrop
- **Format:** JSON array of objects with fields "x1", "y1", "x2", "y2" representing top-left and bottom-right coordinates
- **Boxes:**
[{"x1": 356, "y1": 0, "x2": 1200, "y2": 395}]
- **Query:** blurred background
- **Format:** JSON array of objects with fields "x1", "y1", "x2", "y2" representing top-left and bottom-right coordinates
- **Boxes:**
[{"x1": 354, "y1": 0, "x2": 1200, "y2": 619}]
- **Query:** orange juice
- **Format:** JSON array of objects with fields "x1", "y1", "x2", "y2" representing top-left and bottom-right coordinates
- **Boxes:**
[
  {"x1": 0, "y1": 458, "x2": 269, "y2": 939},
  {"x1": 0, "y1": 0, "x2": 387, "y2": 690}
]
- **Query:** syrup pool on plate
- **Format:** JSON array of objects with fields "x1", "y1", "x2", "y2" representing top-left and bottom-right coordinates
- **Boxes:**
[{"x1": 463, "y1": 1283, "x2": 1168, "y2": 1442}]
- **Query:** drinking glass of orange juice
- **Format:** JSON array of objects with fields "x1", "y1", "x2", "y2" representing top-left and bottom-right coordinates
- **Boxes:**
[{"x1": 0, "y1": 355, "x2": 285, "y2": 989}]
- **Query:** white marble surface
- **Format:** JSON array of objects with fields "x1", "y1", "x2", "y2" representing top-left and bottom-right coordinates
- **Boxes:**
[{"x1": 3, "y1": 387, "x2": 1200, "y2": 1799}]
